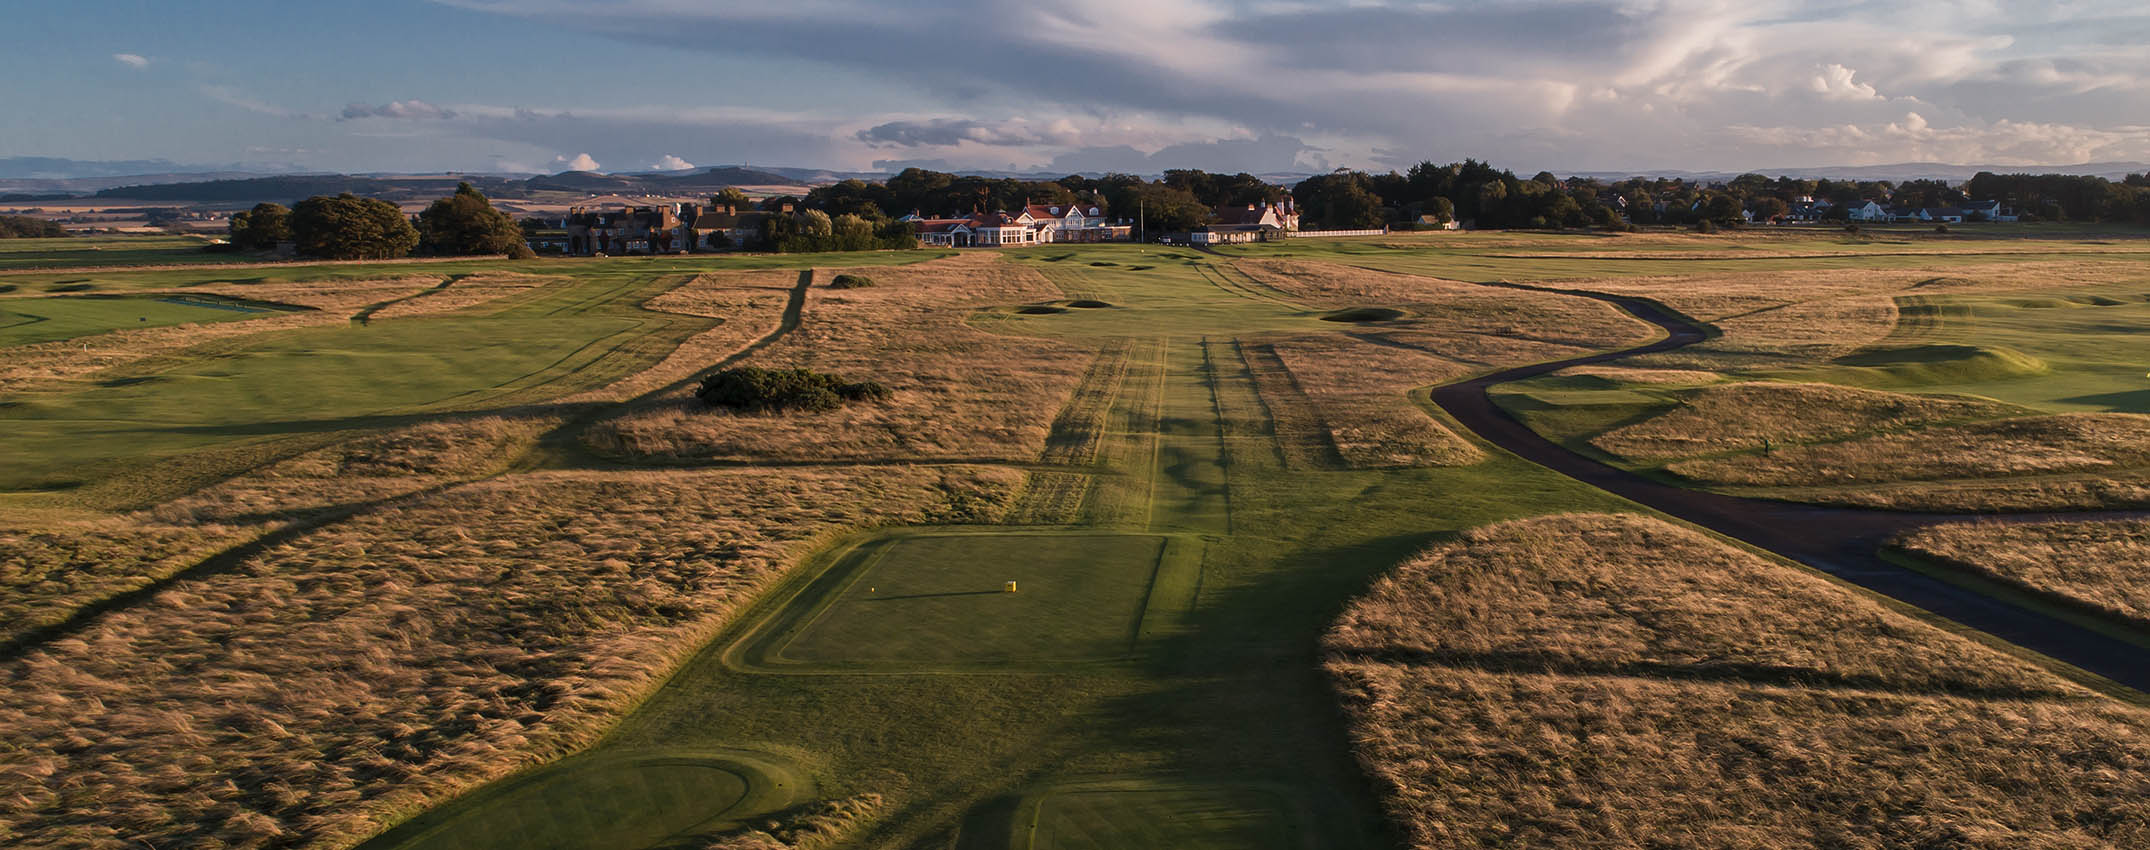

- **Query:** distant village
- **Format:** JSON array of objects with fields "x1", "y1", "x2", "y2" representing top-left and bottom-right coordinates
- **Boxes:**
[{"x1": 551, "y1": 196, "x2": 1311, "y2": 256}]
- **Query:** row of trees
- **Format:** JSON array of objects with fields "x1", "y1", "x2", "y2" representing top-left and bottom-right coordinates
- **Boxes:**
[
  {"x1": 1294, "y1": 161, "x2": 1626, "y2": 230},
  {"x1": 1289, "y1": 161, "x2": 2150, "y2": 230},
  {"x1": 0, "y1": 215, "x2": 68, "y2": 238},
  {"x1": 225, "y1": 183, "x2": 529, "y2": 260},
  {"x1": 756, "y1": 208, "x2": 917, "y2": 253}
]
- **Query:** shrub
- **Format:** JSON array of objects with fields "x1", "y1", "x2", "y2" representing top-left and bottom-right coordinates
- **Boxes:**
[
  {"x1": 828, "y1": 273, "x2": 873, "y2": 289},
  {"x1": 696, "y1": 366, "x2": 886, "y2": 413},
  {"x1": 1934, "y1": 223, "x2": 1952, "y2": 234},
  {"x1": 1692, "y1": 219, "x2": 1719, "y2": 234},
  {"x1": 506, "y1": 243, "x2": 537, "y2": 260}
]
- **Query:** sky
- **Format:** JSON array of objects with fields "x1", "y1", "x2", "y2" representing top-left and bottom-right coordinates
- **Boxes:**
[{"x1": 5, "y1": 0, "x2": 2149, "y2": 176}]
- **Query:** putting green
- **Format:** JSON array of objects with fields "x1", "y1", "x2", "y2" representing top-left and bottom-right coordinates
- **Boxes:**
[
  {"x1": 741, "y1": 532, "x2": 1199, "y2": 670},
  {"x1": 1776, "y1": 288, "x2": 2150, "y2": 412},
  {"x1": 0, "y1": 293, "x2": 302, "y2": 347},
  {"x1": 360, "y1": 750, "x2": 808, "y2": 850},
  {"x1": 1015, "y1": 785, "x2": 1305, "y2": 850}
]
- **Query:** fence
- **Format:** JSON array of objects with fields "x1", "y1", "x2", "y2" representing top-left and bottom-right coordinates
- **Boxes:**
[{"x1": 1287, "y1": 227, "x2": 1390, "y2": 238}]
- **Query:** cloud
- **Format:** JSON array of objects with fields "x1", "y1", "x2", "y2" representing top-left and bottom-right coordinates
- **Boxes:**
[
  {"x1": 113, "y1": 53, "x2": 149, "y2": 69},
  {"x1": 650, "y1": 154, "x2": 694, "y2": 171},
  {"x1": 556, "y1": 153, "x2": 601, "y2": 172},
  {"x1": 1809, "y1": 64, "x2": 1882, "y2": 101},
  {"x1": 340, "y1": 100, "x2": 458, "y2": 121},
  {"x1": 855, "y1": 117, "x2": 1081, "y2": 148},
  {"x1": 198, "y1": 84, "x2": 291, "y2": 117},
  {"x1": 433, "y1": 0, "x2": 2150, "y2": 171}
]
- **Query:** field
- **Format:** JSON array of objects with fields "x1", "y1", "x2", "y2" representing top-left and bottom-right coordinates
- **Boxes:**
[
  {"x1": 1326, "y1": 514, "x2": 2150, "y2": 849},
  {"x1": 4, "y1": 230, "x2": 2150, "y2": 850}
]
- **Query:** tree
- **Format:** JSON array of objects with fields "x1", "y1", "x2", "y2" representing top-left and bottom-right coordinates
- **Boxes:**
[
  {"x1": 1293, "y1": 171, "x2": 1385, "y2": 229},
  {"x1": 797, "y1": 209, "x2": 834, "y2": 237},
  {"x1": 832, "y1": 213, "x2": 873, "y2": 240},
  {"x1": 416, "y1": 182, "x2": 524, "y2": 255},
  {"x1": 0, "y1": 215, "x2": 67, "y2": 238},
  {"x1": 228, "y1": 202, "x2": 290, "y2": 250},
  {"x1": 712, "y1": 186, "x2": 752, "y2": 210},
  {"x1": 1749, "y1": 197, "x2": 1789, "y2": 223},
  {"x1": 289, "y1": 193, "x2": 418, "y2": 260},
  {"x1": 1701, "y1": 193, "x2": 1745, "y2": 226}
]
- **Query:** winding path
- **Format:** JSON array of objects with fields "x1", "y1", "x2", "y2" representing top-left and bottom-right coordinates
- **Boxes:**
[{"x1": 1429, "y1": 289, "x2": 2150, "y2": 692}]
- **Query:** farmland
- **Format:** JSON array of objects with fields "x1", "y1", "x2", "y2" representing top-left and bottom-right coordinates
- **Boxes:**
[{"x1": 4, "y1": 228, "x2": 2150, "y2": 850}]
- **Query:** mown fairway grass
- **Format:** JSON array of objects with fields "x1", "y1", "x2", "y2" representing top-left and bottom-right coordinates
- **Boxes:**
[
  {"x1": 1218, "y1": 228, "x2": 2150, "y2": 283},
  {"x1": 0, "y1": 234, "x2": 229, "y2": 270},
  {"x1": 1773, "y1": 287, "x2": 2150, "y2": 412},
  {"x1": 0, "y1": 292, "x2": 303, "y2": 346},
  {"x1": 754, "y1": 533, "x2": 1179, "y2": 669},
  {"x1": 0, "y1": 273, "x2": 710, "y2": 500},
  {"x1": 1021, "y1": 785, "x2": 1304, "y2": 850}
]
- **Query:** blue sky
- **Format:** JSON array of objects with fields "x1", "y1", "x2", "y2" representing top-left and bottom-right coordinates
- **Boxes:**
[{"x1": 6, "y1": 1, "x2": 2149, "y2": 175}]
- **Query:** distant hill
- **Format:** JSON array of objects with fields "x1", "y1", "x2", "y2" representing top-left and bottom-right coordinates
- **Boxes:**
[
  {"x1": 96, "y1": 174, "x2": 532, "y2": 203},
  {"x1": 1567, "y1": 161, "x2": 2150, "y2": 183},
  {"x1": 92, "y1": 167, "x2": 819, "y2": 204}
]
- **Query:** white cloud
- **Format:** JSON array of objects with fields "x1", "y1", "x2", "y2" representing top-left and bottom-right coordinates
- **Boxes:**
[
  {"x1": 431, "y1": 0, "x2": 2150, "y2": 171},
  {"x1": 113, "y1": 53, "x2": 149, "y2": 69},
  {"x1": 650, "y1": 154, "x2": 694, "y2": 171},
  {"x1": 340, "y1": 100, "x2": 457, "y2": 120},
  {"x1": 555, "y1": 152, "x2": 601, "y2": 172},
  {"x1": 1809, "y1": 64, "x2": 1882, "y2": 101}
]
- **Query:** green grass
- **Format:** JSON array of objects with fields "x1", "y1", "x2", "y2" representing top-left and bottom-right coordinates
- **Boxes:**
[
  {"x1": 0, "y1": 272, "x2": 712, "y2": 502},
  {"x1": 1213, "y1": 229, "x2": 2150, "y2": 283},
  {"x1": 362, "y1": 750, "x2": 811, "y2": 850},
  {"x1": 1020, "y1": 785, "x2": 1304, "y2": 850},
  {"x1": 0, "y1": 293, "x2": 304, "y2": 347},
  {"x1": 1773, "y1": 288, "x2": 2150, "y2": 412},
  {"x1": 742, "y1": 532, "x2": 1190, "y2": 670},
  {"x1": 0, "y1": 235, "x2": 233, "y2": 270}
]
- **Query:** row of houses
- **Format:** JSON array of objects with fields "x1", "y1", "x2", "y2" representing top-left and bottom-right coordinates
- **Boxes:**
[
  {"x1": 1836, "y1": 199, "x2": 2019, "y2": 223},
  {"x1": 552, "y1": 195, "x2": 1307, "y2": 255},
  {"x1": 557, "y1": 198, "x2": 794, "y2": 255},
  {"x1": 904, "y1": 203, "x2": 1128, "y2": 247},
  {"x1": 905, "y1": 199, "x2": 1304, "y2": 248}
]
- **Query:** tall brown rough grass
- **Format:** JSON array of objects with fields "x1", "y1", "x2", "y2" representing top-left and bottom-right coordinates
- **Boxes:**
[
  {"x1": 1899, "y1": 518, "x2": 2150, "y2": 630},
  {"x1": 1591, "y1": 381, "x2": 2026, "y2": 460},
  {"x1": 0, "y1": 466, "x2": 1018, "y2": 850},
  {"x1": 1327, "y1": 514, "x2": 2150, "y2": 849},
  {"x1": 585, "y1": 255, "x2": 1093, "y2": 464},
  {"x1": 1667, "y1": 412, "x2": 2150, "y2": 487},
  {"x1": 1231, "y1": 259, "x2": 1652, "y2": 468}
]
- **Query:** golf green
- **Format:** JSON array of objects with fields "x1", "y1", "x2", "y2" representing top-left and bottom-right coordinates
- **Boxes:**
[
  {"x1": 768, "y1": 533, "x2": 1177, "y2": 668},
  {"x1": 363, "y1": 751, "x2": 807, "y2": 850}
]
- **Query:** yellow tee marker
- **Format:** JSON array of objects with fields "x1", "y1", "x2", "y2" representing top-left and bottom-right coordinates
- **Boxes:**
[{"x1": 1004, "y1": 581, "x2": 1019, "y2": 593}]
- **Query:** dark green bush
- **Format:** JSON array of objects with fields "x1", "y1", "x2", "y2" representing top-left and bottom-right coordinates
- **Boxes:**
[
  {"x1": 829, "y1": 273, "x2": 874, "y2": 289},
  {"x1": 696, "y1": 366, "x2": 887, "y2": 413}
]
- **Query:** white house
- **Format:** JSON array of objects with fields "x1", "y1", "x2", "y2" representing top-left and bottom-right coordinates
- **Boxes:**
[
  {"x1": 914, "y1": 212, "x2": 1039, "y2": 247},
  {"x1": 1846, "y1": 200, "x2": 1889, "y2": 222}
]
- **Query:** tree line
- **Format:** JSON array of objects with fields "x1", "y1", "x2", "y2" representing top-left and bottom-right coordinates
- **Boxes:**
[
  {"x1": 0, "y1": 215, "x2": 68, "y2": 239},
  {"x1": 1290, "y1": 161, "x2": 2150, "y2": 230},
  {"x1": 799, "y1": 167, "x2": 1289, "y2": 234},
  {"x1": 224, "y1": 183, "x2": 530, "y2": 260}
]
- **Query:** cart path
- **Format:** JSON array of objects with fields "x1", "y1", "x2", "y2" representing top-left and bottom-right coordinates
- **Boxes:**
[{"x1": 1428, "y1": 286, "x2": 2150, "y2": 693}]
